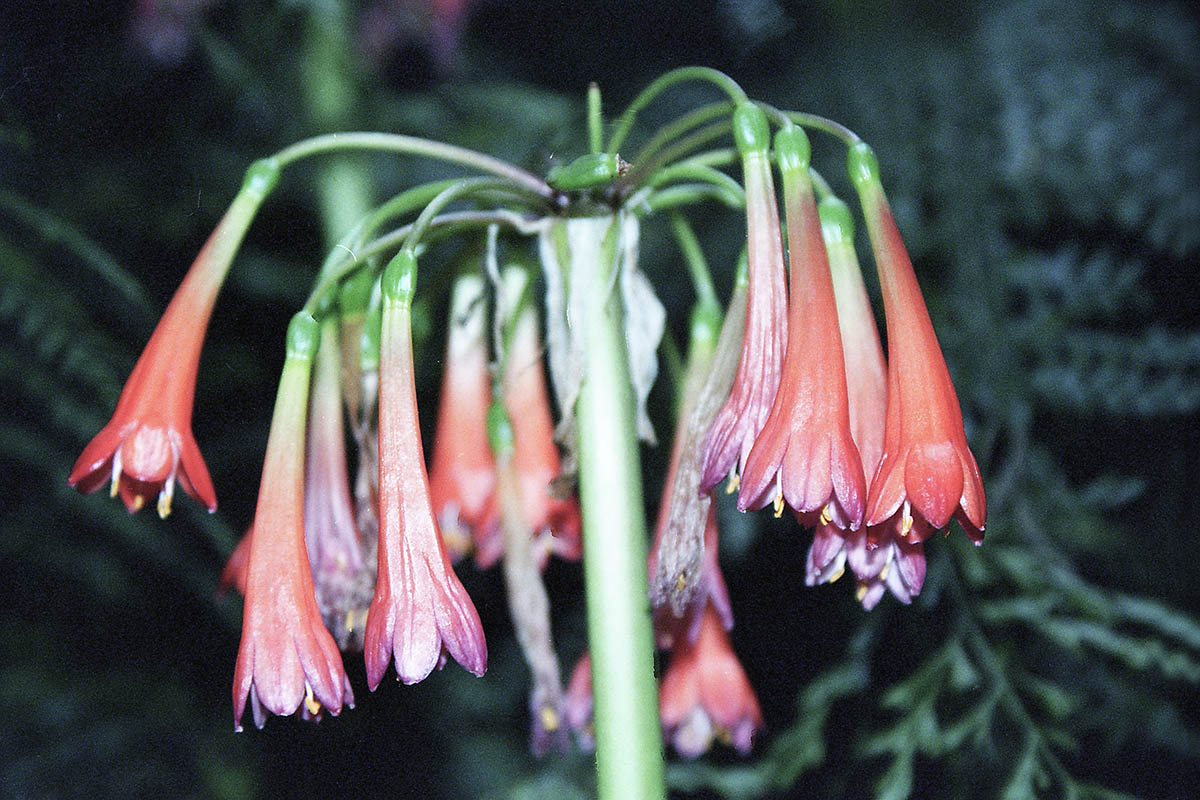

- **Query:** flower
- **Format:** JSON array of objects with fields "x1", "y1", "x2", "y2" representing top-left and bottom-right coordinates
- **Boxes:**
[
  {"x1": 699, "y1": 103, "x2": 788, "y2": 493},
  {"x1": 232, "y1": 313, "x2": 353, "y2": 731},
  {"x1": 848, "y1": 143, "x2": 986, "y2": 542},
  {"x1": 738, "y1": 127, "x2": 866, "y2": 530},
  {"x1": 363, "y1": 252, "x2": 487, "y2": 688},
  {"x1": 69, "y1": 160, "x2": 278, "y2": 517},
  {"x1": 498, "y1": 269, "x2": 581, "y2": 569},
  {"x1": 563, "y1": 652, "x2": 594, "y2": 751},
  {"x1": 803, "y1": 195, "x2": 928, "y2": 609},
  {"x1": 658, "y1": 604, "x2": 763, "y2": 759},
  {"x1": 304, "y1": 317, "x2": 373, "y2": 649},
  {"x1": 427, "y1": 274, "x2": 496, "y2": 561}
]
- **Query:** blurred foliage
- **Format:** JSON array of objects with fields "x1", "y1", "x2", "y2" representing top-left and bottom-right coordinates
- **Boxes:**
[{"x1": 2, "y1": 0, "x2": 1198, "y2": 798}]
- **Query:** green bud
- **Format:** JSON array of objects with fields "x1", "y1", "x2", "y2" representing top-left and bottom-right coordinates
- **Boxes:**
[
  {"x1": 818, "y1": 196, "x2": 855, "y2": 246},
  {"x1": 731, "y1": 103, "x2": 770, "y2": 156},
  {"x1": 382, "y1": 250, "x2": 418, "y2": 307},
  {"x1": 339, "y1": 266, "x2": 376, "y2": 317},
  {"x1": 774, "y1": 125, "x2": 811, "y2": 174},
  {"x1": 546, "y1": 152, "x2": 620, "y2": 191},
  {"x1": 285, "y1": 311, "x2": 321, "y2": 361},
  {"x1": 847, "y1": 141, "x2": 881, "y2": 192},
  {"x1": 242, "y1": 157, "x2": 281, "y2": 200},
  {"x1": 486, "y1": 399, "x2": 515, "y2": 455}
]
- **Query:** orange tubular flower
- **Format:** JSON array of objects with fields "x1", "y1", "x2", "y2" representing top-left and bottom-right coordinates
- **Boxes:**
[
  {"x1": 849, "y1": 143, "x2": 986, "y2": 542},
  {"x1": 499, "y1": 267, "x2": 581, "y2": 570},
  {"x1": 658, "y1": 604, "x2": 763, "y2": 759},
  {"x1": 738, "y1": 127, "x2": 865, "y2": 530},
  {"x1": 428, "y1": 274, "x2": 496, "y2": 561},
  {"x1": 364, "y1": 252, "x2": 487, "y2": 689},
  {"x1": 68, "y1": 160, "x2": 278, "y2": 517},
  {"x1": 699, "y1": 104, "x2": 788, "y2": 493},
  {"x1": 232, "y1": 313, "x2": 353, "y2": 731}
]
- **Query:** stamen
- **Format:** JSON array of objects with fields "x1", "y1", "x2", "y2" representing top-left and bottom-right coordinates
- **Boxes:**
[
  {"x1": 130, "y1": 494, "x2": 145, "y2": 512},
  {"x1": 109, "y1": 446, "x2": 123, "y2": 498},
  {"x1": 855, "y1": 582, "x2": 868, "y2": 602},
  {"x1": 827, "y1": 563, "x2": 845, "y2": 583},
  {"x1": 900, "y1": 501, "x2": 914, "y2": 538},
  {"x1": 675, "y1": 572, "x2": 687, "y2": 592},
  {"x1": 878, "y1": 561, "x2": 891, "y2": 583},
  {"x1": 539, "y1": 705, "x2": 560, "y2": 732},
  {"x1": 725, "y1": 469, "x2": 740, "y2": 494},
  {"x1": 303, "y1": 682, "x2": 321, "y2": 716},
  {"x1": 772, "y1": 492, "x2": 785, "y2": 519},
  {"x1": 157, "y1": 441, "x2": 180, "y2": 519},
  {"x1": 819, "y1": 503, "x2": 833, "y2": 526}
]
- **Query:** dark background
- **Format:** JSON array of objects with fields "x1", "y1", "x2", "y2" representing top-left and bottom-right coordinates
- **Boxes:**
[{"x1": 2, "y1": 1, "x2": 1198, "y2": 797}]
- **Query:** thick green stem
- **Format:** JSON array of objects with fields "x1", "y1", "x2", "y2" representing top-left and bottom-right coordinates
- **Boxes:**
[{"x1": 573, "y1": 217, "x2": 665, "y2": 800}]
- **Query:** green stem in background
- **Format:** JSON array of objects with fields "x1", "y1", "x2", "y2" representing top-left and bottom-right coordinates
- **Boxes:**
[
  {"x1": 588, "y1": 81, "x2": 604, "y2": 154},
  {"x1": 572, "y1": 216, "x2": 665, "y2": 800},
  {"x1": 786, "y1": 111, "x2": 862, "y2": 145},
  {"x1": 631, "y1": 101, "x2": 734, "y2": 171},
  {"x1": 621, "y1": 121, "x2": 731, "y2": 193},
  {"x1": 646, "y1": 161, "x2": 745, "y2": 203},
  {"x1": 401, "y1": 177, "x2": 523, "y2": 252},
  {"x1": 272, "y1": 132, "x2": 558, "y2": 204},
  {"x1": 607, "y1": 67, "x2": 746, "y2": 158},
  {"x1": 667, "y1": 212, "x2": 720, "y2": 313},
  {"x1": 643, "y1": 184, "x2": 742, "y2": 214}
]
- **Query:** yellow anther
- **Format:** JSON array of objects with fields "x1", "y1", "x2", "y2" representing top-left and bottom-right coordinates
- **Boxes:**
[
  {"x1": 130, "y1": 494, "x2": 145, "y2": 512},
  {"x1": 819, "y1": 504, "x2": 833, "y2": 526},
  {"x1": 772, "y1": 492, "x2": 785, "y2": 518},
  {"x1": 157, "y1": 492, "x2": 173, "y2": 519},
  {"x1": 878, "y1": 562, "x2": 891, "y2": 583},
  {"x1": 725, "y1": 471, "x2": 741, "y2": 494},
  {"x1": 900, "y1": 502, "x2": 914, "y2": 538},
  {"x1": 716, "y1": 726, "x2": 733, "y2": 746},
  {"x1": 345, "y1": 610, "x2": 356, "y2": 634},
  {"x1": 675, "y1": 572, "x2": 688, "y2": 592},
  {"x1": 303, "y1": 683, "x2": 321, "y2": 716},
  {"x1": 540, "y1": 705, "x2": 560, "y2": 732},
  {"x1": 828, "y1": 563, "x2": 845, "y2": 583},
  {"x1": 855, "y1": 582, "x2": 868, "y2": 602},
  {"x1": 109, "y1": 476, "x2": 120, "y2": 499}
]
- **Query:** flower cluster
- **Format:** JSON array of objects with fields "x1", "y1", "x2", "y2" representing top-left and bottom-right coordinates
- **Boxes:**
[{"x1": 69, "y1": 74, "x2": 986, "y2": 767}]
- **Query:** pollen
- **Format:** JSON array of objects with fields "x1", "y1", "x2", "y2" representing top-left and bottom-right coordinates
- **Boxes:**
[
  {"x1": 878, "y1": 562, "x2": 891, "y2": 583},
  {"x1": 900, "y1": 501, "x2": 914, "y2": 538},
  {"x1": 819, "y1": 503, "x2": 833, "y2": 526},
  {"x1": 157, "y1": 491, "x2": 173, "y2": 519},
  {"x1": 726, "y1": 470, "x2": 741, "y2": 494},
  {"x1": 675, "y1": 572, "x2": 688, "y2": 592},
  {"x1": 540, "y1": 705, "x2": 560, "y2": 732},
  {"x1": 772, "y1": 492, "x2": 785, "y2": 518},
  {"x1": 855, "y1": 582, "x2": 868, "y2": 602},
  {"x1": 304, "y1": 682, "x2": 322, "y2": 716},
  {"x1": 109, "y1": 477, "x2": 120, "y2": 498},
  {"x1": 828, "y1": 563, "x2": 845, "y2": 583},
  {"x1": 130, "y1": 494, "x2": 145, "y2": 512}
]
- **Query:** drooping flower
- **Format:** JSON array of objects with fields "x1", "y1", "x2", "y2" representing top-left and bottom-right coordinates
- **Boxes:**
[
  {"x1": 363, "y1": 251, "x2": 487, "y2": 689},
  {"x1": 497, "y1": 267, "x2": 581, "y2": 570},
  {"x1": 427, "y1": 274, "x2": 496, "y2": 561},
  {"x1": 738, "y1": 126, "x2": 866, "y2": 530},
  {"x1": 699, "y1": 103, "x2": 788, "y2": 493},
  {"x1": 304, "y1": 316, "x2": 373, "y2": 649},
  {"x1": 658, "y1": 604, "x2": 763, "y2": 759},
  {"x1": 848, "y1": 142, "x2": 986, "y2": 542},
  {"x1": 69, "y1": 159, "x2": 279, "y2": 517},
  {"x1": 232, "y1": 312, "x2": 353, "y2": 731},
  {"x1": 801, "y1": 194, "x2": 930, "y2": 608}
]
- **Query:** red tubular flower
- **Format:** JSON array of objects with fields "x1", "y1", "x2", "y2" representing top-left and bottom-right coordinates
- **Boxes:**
[
  {"x1": 364, "y1": 252, "x2": 487, "y2": 689},
  {"x1": 849, "y1": 143, "x2": 986, "y2": 542},
  {"x1": 738, "y1": 127, "x2": 865, "y2": 530},
  {"x1": 428, "y1": 274, "x2": 496, "y2": 561},
  {"x1": 699, "y1": 104, "x2": 787, "y2": 493},
  {"x1": 232, "y1": 313, "x2": 353, "y2": 731},
  {"x1": 658, "y1": 604, "x2": 763, "y2": 759},
  {"x1": 69, "y1": 160, "x2": 279, "y2": 517},
  {"x1": 305, "y1": 317, "x2": 372, "y2": 648},
  {"x1": 499, "y1": 269, "x2": 581, "y2": 570}
]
